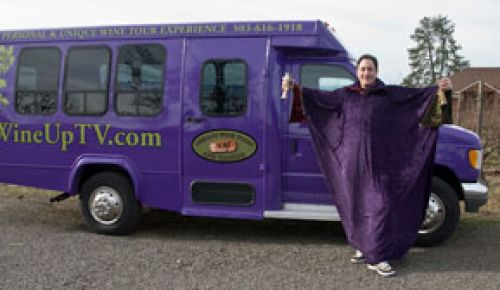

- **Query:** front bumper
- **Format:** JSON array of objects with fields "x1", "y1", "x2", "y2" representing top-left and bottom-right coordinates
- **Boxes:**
[{"x1": 462, "y1": 181, "x2": 489, "y2": 212}]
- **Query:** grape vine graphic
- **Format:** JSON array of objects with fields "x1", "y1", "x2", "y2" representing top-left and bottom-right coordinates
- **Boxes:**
[{"x1": 0, "y1": 45, "x2": 15, "y2": 108}]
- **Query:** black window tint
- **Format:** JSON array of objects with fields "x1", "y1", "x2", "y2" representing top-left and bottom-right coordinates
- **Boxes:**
[
  {"x1": 64, "y1": 47, "x2": 110, "y2": 115},
  {"x1": 16, "y1": 48, "x2": 60, "y2": 115},
  {"x1": 300, "y1": 64, "x2": 355, "y2": 91},
  {"x1": 201, "y1": 60, "x2": 247, "y2": 116},
  {"x1": 115, "y1": 45, "x2": 165, "y2": 116}
]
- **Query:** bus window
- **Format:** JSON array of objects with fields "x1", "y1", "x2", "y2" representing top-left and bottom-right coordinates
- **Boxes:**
[
  {"x1": 115, "y1": 45, "x2": 165, "y2": 116},
  {"x1": 64, "y1": 47, "x2": 110, "y2": 115},
  {"x1": 200, "y1": 60, "x2": 247, "y2": 117},
  {"x1": 15, "y1": 48, "x2": 60, "y2": 115},
  {"x1": 300, "y1": 64, "x2": 355, "y2": 91}
]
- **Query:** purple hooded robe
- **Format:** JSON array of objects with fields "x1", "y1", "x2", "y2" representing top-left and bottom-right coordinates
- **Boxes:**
[{"x1": 301, "y1": 79, "x2": 439, "y2": 264}]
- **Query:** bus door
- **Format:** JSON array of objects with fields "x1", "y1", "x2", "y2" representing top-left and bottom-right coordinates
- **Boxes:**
[{"x1": 181, "y1": 38, "x2": 268, "y2": 219}]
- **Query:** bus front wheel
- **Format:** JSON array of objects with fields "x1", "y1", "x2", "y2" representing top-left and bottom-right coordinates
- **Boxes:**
[
  {"x1": 80, "y1": 172, "x2": 141, "y2": 235},
  {"x1": 416, "y1": 177, "x2": 460, "y2": 246}
]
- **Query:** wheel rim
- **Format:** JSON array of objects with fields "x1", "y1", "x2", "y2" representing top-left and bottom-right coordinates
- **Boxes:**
[
  {"x1": 419, "y1": 192, "x2": 446, "y2": 234},
  {"x1": 89, "y1": 186, "x2": 123, "y2": 225}
]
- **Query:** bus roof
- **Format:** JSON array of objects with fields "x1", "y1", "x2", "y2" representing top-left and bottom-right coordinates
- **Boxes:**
[{"x1": 0, "y1": 20, "x2": 346, "y2": 53}]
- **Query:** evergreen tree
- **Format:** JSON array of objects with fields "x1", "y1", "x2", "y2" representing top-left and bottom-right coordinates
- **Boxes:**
[{"x1": 403, "y1": 15, "x2": 469, "y2": 87}]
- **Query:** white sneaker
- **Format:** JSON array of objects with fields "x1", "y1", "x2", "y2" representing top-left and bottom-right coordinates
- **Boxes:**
[
  {"x1": 367, "y1": 261, "x2": 396, "y2": 277},
  {"x1": 350, "y1": 250, "x2": 366, "y2": 264}
]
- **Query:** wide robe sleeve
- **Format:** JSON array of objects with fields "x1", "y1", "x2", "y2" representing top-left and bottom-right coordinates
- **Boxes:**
[
  {"x1": 365, "y1": 85, "x2": 441, "y2": 263},
  {"x1": 301, "y1": 86, "x2": 346, "y2": 152}
]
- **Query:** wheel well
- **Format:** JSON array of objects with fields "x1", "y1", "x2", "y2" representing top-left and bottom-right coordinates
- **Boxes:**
[
  {"x1": 433, "y1": 165, "x2": 464, "y2": 200},
  {"x1": 77, "y1": 165, "x2": 133, "y2": 195}
]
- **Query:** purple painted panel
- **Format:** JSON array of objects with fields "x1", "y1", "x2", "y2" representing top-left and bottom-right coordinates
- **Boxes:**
[
  {"x1": 435, "y1": 125, "x2": 482, "y2": 182},
  {"x1": 263, "y1": 47, "x2": 284, "y2": 211},
  {"x1": 0, "y1": 39, "x2": 184, "y2": 212}
]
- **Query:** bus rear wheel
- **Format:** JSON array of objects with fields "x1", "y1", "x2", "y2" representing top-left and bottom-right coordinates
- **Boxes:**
[{"x1": 80, "y1": 172, "x2": 141, "y2": 235}]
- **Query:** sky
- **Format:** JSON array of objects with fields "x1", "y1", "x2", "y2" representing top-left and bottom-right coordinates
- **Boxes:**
[{"x1": 1, "y1": 0, "x2": 498, "y2": 84}]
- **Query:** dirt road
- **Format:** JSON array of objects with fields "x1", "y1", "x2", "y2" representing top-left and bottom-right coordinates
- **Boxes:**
[{"x1": 1, "y1": 186, "x2": 499, "y2": 289}]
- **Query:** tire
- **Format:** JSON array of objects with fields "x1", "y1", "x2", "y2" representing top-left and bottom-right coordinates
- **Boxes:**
[
  {"x1": 416, "y1": 177, "x2": 460, "y2": 246},
  {"x1": 80, "y1": 172, "x2": 141, "y2": 235}
]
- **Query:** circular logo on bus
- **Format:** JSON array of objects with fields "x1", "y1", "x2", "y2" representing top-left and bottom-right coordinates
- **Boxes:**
[{"x1": 192, "y1": 130, "x2": 257, "y2": 163}]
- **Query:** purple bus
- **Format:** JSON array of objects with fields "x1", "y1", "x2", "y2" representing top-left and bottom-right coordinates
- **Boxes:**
[{"x1": 0, "y1": 21, "x2": 487, "y2": 245}]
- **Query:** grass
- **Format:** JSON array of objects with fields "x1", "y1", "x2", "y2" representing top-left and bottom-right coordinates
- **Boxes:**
[{"x1": 0, "y1": 183, "x2": 57, "y2": 197}]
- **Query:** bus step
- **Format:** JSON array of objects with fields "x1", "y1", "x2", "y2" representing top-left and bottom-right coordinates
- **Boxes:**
[{"x1": 264, "y1": 203, "x2": 341, "y2": 221}]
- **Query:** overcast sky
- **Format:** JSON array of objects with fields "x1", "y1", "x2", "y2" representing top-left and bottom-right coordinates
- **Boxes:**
[{"x1": 1, "y1": 0, "x2": 498, "y2": 84}]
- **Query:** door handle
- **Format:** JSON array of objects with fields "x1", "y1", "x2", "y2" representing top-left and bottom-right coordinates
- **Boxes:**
[
  {"x1": 186, "y1": 116, "x2": 207, "y2": 123},
  {"x1": 290, "y1": 139, "x2": 303, "y2": 157},
  {"x1": 291, "y1": 139, "x2": 298, "y2": 154}
]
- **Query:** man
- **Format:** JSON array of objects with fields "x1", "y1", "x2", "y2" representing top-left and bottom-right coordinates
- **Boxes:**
[{"x1": 282, "y1": 54, "x2": 452, "y2": 277}]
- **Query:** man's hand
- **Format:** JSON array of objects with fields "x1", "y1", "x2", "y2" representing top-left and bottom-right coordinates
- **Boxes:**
[
  {"x1": 282, "y1": 73, "x2": 294, "y2": 92},
  {"x1": 438, "y1": 77, "x2": 453, "y2": 91},
  {"x1": 281, "y1": 73, "x2": 295, "y2": 99}
]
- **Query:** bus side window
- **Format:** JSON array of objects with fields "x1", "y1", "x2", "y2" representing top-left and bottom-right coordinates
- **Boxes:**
[
  {"x1": 15, "y1": 48, "x2": 60, "y2": 115},
  {"x1": 200, "y1": 60, "x2": 247, "y2": 117},
  {"x1": 64, "y1": 46, "x2": 110, "y2": 115},
  {"x1": 115, "y1": 44, "x2": 165, "y2": 116},
  {"x1": 300, "y1": 64, "x2": 355, "y2": 92},
  {"x1": 289, "y1": 64, "x2": 355, "y2": 123}
]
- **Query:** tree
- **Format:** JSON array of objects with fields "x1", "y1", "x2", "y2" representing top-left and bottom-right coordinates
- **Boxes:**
[{"x1": 403, "y1": 15, "x2": 469, "y2": 87}]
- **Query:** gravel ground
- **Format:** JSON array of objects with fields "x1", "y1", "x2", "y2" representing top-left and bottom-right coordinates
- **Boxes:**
[{"x1": 1, "y1": 186, "x2": 500, "y2": 289}]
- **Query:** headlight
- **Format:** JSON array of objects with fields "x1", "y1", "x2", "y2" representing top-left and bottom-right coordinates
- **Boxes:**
[{"x1": 468, "y1": 149, "x2": 482, "y2": 170}]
